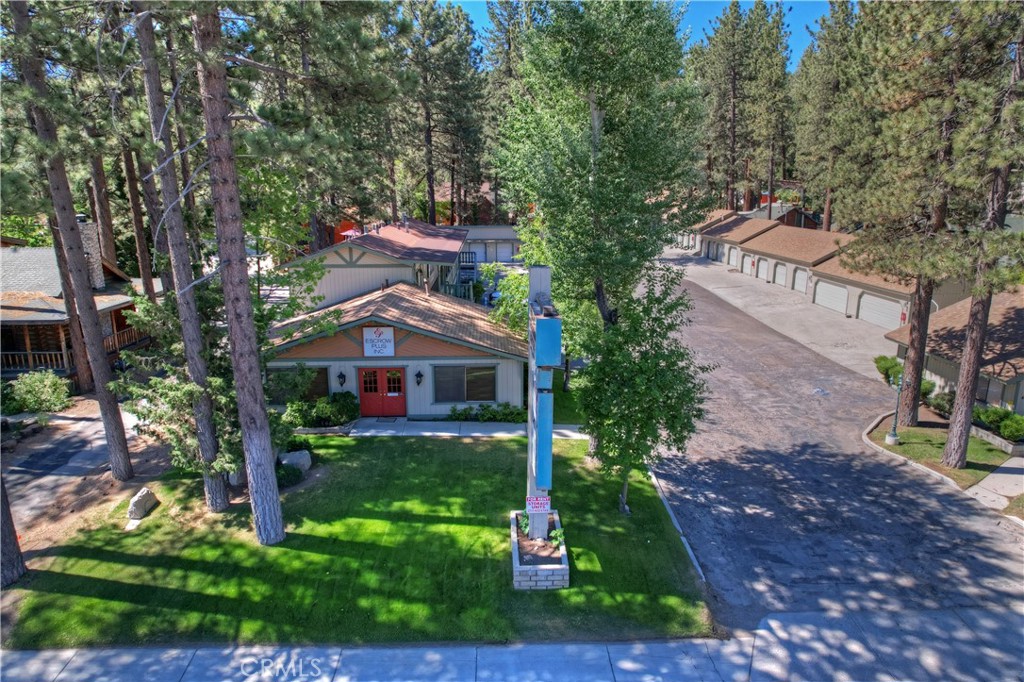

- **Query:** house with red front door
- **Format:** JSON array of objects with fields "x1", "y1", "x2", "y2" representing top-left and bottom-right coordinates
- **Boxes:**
[{"x1": 267, "y1": 281, "x2": 526, "y2": 418}]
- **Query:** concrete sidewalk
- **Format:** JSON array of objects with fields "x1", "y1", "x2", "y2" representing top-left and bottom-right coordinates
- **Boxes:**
[
  {"x1": 3, "y1": 605, "x2": 1020, "y2": 681},
  {"x1": 663, "y1": 250, "x2": 897, "y2": 380},
  {"x1": 348, "y1": 417, "x2": 587, "y2": 440},
  {"x1": 967, "y1": 455, "x2": 1024, "y2": 512}
]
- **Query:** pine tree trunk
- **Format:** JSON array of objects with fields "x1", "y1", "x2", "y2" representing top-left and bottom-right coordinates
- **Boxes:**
[
  {"x1": 766, "y1": 141, "x2": 775, "y2": 220},
  {"x1": 164, "y1": 32, "x2": 197, "y2": 220},
  {"x1": 12, "y1": 0, "x2": 133, "y2": 481},
  {"x1": 89, "y1": 155, "x2": 117, "y2": 263},
  {"x1": 898, "y1": 277, "x2": 934, "y2": 427},
  {"x1": 449, "y1": 160, "x2": 456, "y2": 226},
  {"x1": 85, "y1": 179, "x2": 98, "y2": 224},
  {"x1": 193, "y1": 7, "x2": 284, "y2": 544},
  {"x1": 136, "y1": 2, "x2": 227, "y2": 512},
  {"x1": 727, "y1": 59, "x2": 737, "y2": 211},
  {"x1": 942, "y1": 37, "x2": 1020, "y2": 469},
  {"x1": 941, "y1": 288, "x2": 992, "y2": 469},
  {"x1": 1, "y1": 478, "x2": 26, "y2": 588},
  {"x1": 49, "y1": 220, "x2": 94, "y2": 392},
  {"x1": 122, "y1": 150, "x2": 157, "y2": 303},
  {"x1": 822, "y1": 187, "x2": 833, "y2": 232},
  {"x1": 424, "y1": 104, "x2": 437, "y2": 225},
  {"x1": 134, "y1": 150, "x2": 173, "y2": 294}
]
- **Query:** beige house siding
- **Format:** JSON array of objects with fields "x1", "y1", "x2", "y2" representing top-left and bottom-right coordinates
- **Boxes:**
[
  {"x1": 896, "y1": 346, "x2": 1023, "y2": 415},
  {"x1": 311, "y1": 247, "x2": 414, "y2": 308},
  {"x1": 267, "y1": 356, "x2": 523, "y2": 417}
]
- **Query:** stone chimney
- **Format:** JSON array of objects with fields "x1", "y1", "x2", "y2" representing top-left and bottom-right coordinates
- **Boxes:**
[{"x1": 79, "y1": 221, "x2": 106, "y2": 290}]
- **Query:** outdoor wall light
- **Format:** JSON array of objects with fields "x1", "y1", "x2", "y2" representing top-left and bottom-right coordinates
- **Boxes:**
[
  {"x1": 337, "y1": 371, "x2": 346, "y2": 388},
  {"x1": 415, "y1": 370, "x2": 424, "y2": 386}
]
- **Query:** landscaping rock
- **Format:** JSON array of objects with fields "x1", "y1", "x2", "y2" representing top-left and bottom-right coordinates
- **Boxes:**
[
  {"x1": 280, "y1": 449, "x2": 312, "y2": 472},
  {"x1": 127, "y1": 487, "x2": 158, "y2": 520}
]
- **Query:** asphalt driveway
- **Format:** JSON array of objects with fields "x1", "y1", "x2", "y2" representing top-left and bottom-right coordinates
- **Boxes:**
[{"x1": 656, "y1": 279, "x2": 1024, "y2": 632}]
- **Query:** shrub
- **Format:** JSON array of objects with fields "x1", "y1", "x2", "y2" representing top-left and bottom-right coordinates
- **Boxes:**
[
  {"x1": 275, "y1": 463, "x2": 303, "y2": 489},
  {"x1": 999, "y1": 415, "x2": 1024, "y2": 443},
  {"x1": 446, "y1": 402, "x2": 527, "y2": 423},
  {"x1": 972, "y1": 405, "x2": 985, "y2": 425},
  {"x1": 7, "y1": 371, "x2": 71, "y2": 413},
  {"x1": 1, "y1": 382, "x2": 23, "y2": 415},
  {"x1": 928, "y1": 391, "x2": 955, "y2": 417},
  {"x1": 977, "y1": 406, "x2": 1013, "y2": 431},
  {"x1": 873, "y1": 355, "x2": 902, "y2": 385},
  {"x1": 283, "y1": 392, "x2": 359, "y2": 428},
  {"x1": 283, "y1": 401, "x2": 313, "y2": 428},
  {"x1": 919, "y1": 380, "x2": 936, "y2": 401}
]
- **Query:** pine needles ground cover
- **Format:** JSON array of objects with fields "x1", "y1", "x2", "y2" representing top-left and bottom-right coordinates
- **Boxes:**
[{"x1": 7, "y1": 437, "x2": 710, "y2": 648}]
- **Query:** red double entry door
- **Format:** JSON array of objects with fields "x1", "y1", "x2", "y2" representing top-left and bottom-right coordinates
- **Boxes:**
[{"x1": 358, "y1": 368, "x2": 407, "y2": 417}]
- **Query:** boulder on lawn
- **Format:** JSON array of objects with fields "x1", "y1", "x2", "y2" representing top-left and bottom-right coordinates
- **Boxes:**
[
  {"x1": 279, "y1": 449, "x2": 312, "y2": 472},
  {"x1": 127, "y1": 487, "x2": 158, "y2": 520}
]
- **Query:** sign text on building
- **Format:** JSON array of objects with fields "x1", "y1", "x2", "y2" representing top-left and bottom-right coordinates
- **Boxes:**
[{"x1": 363, "y1": 326, "x2": 395, "y2": 357}]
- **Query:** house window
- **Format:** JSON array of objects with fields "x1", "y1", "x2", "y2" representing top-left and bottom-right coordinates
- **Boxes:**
[{"x1": 433, "y1": 365, "x2": 496, "y2": 403}]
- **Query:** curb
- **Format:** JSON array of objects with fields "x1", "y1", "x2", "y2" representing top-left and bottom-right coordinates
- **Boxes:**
[
  {"x1": 861, "y1": 411, "x2": 960, "y2": 491},
  {"x1": 647, "y1": 468, "x2": 706, "y2": 583},
  {"x1": 862, "y1": 412, "x2": 1024, "y2": 531}
]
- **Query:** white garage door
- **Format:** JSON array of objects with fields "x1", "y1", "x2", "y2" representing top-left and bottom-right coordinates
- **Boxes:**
[
  {"x1": 756, "y1": 259, "x2": 769, "y2": 280},
  {"x1": 470, "y1": 243, "x2": 486, "y2": 262},
  {"x1": 728, "y1": 247, "x2": 737, "y2": 267},
  {"x1": 858, "y1": 293, "x2": 903, "y2": 328},
  {"x1": 773, "y1": 263, "x2": 787, "y2": 286},
  {"x1": 814, "y1": 280, "x2": 848, "y2": 314},
  {"x1": 793, "y1": 268, "x2": 808, "y2": 293},
  {"x1": 741, "y1": 256, "x2": 754, "y2": 275},
  {"x1": 497, "y1": 243, "x2": 514, "y2": 262}
]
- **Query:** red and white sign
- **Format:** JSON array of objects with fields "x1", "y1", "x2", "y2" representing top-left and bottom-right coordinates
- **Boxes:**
[
  {"x1": 363, "y1": 326, "x2": 395, "y2": 357},
  {"x1": 526, "y1": 496, "x2": 551, "y2": 513}
]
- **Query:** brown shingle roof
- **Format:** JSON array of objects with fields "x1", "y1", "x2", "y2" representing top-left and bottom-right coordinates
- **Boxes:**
[
  {"x1": 349, "y1": 219, "x2": 467, "y2": 264},
  {"x1": 274, "y1": 282, "x2": 527, "y2": 359},
  {"x1": 701, "y1": 216, "x2": 780, "y2": 244},
  {"x1": 285, "y1": 219, "x2": 468, "y2": 268},
  {"x1": 0, "y1": 290, "x2": 133, "y2": 324},
  {"x1": 812, "y1": 256, "x2": 915, "y2": 296},
  {"x1": 693, "y1": 209, "x2": 737, "y2": 233},
  {"x1": 884, "y1": 289, "x2": 1023, "y2": 384},
  {"x1": 741, "y1": 225, "x2": 855, "y2": 266}
]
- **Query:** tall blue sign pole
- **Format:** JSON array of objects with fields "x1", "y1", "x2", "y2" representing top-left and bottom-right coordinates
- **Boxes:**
[{"x1": 526, "y1": 266, "x2": 562, "y2": 540}]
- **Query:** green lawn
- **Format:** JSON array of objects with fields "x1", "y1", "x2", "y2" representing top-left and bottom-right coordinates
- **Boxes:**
[
  {"x1": 868, "y1": 423, "x2": 1011, "y2": 489},
  {"x1": 552, "y1": 369, "x2": 584, "y2": 424},
  {"x1": 7, "y1": 437, "x2": 709, "y2": 648}
]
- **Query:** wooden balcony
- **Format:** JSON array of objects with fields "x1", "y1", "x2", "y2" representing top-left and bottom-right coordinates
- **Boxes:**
[{"x1": 1, "y1": 327, "x2": 148, "y2": 374}]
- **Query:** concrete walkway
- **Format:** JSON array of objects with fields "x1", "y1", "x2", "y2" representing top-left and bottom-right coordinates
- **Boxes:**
[
  {"x1": 4, "y1": 604, "x2": 1021, "y2": 681},
  {"x1": 662, "y1": 250, "x2": 897, "y2": 380},
  {"x1": 348, "y1": 417, "x2": 587, "y2": 440},
  {"x1": 967, "y1": 455, "x2": 1024, "y2": 512}
]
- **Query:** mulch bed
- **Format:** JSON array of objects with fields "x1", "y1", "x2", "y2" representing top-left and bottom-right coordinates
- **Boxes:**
[{"x1": 515, "y1": 512, "x2": 562, "y2": 566}]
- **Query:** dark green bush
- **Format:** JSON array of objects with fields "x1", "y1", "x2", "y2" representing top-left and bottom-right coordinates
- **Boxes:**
[
  {"x1": 6, "y1": 371, "x2": 71, "y2": 414},
  {"x1": 873, "y1": 355, "x2": 902, "y2": 385},
  {"x1": 1, "y1": 382, "x2": 23, "y2": 415},
  {"x1": 283, "y1": 401, "x2": 313, "y2": 428},
  {"x1": 275, "y1": 463, "x2": 303, "y2": 489},
  {"x1": 928, "y1": 391, "x2": 955, "y2": 417},
  {"x1": 919, "y1": 379, "x2": 936, "y2": 401},
  {"x1": 999, "y1": 415, "x2": 1024, "y2": 443},
  {"x1": 283, "y1": 392, "x2": 360, "y2": 428},
  {"x1": 446, "y1": 402, "x2": 527, "y2": 423},
  {"x1": 977, "y1": 406, "x2": 1014, "y2": 430}
]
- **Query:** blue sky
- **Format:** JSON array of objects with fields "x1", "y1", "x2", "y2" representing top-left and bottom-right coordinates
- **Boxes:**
[{"x1": 453, "y1": 1, "x2": 832, "y2": 71}]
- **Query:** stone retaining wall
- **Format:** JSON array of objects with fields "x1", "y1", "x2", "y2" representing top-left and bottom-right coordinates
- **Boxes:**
[
  {"x1": 511, "y1": 510, "x2": 569, "y2": 590},
  {"x1": 970, "y1": 425, "x2": 1024, "y2": 456}
]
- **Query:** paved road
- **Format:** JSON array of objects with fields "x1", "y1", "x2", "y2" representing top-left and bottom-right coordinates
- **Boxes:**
[
  {"x1": 3, "y1": 409, "x2": 139, "y2": 529},
  {"x1": 656, "y1": 278, "x2": 1024, "y2": 633}
]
